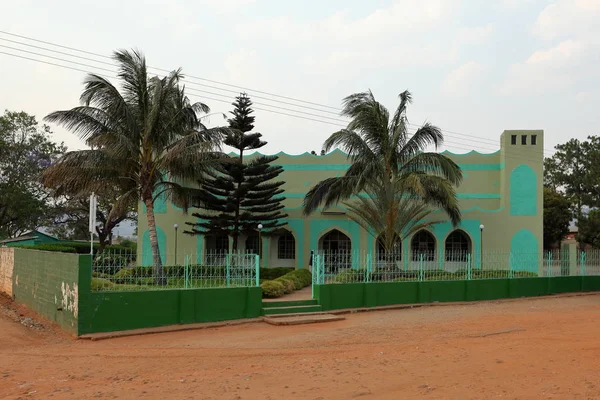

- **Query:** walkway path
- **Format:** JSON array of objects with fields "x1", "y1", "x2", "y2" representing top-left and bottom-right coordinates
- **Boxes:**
[{"x1": 262, "y1": 286, "x2": 313, "y2": 302}]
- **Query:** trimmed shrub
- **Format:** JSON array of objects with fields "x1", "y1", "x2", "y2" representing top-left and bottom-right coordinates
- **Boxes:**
[
  {"x1": 261, "y1": 280, "x2": 285, "y2": 298},
  {"x1": 274, "y1": 278, "x2": 295, "y2": 294},
  {"x1": 288, "y1": 269, "x2": 312, "y2": 287},
  {"x1": 331, "y1": 269, "x2": 369, "y2": 283},
  {"x1": 260, "y1": 267, "x2": 294, "y2": 281}
]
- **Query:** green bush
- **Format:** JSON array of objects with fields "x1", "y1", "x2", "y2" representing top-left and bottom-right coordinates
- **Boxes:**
[
  {"x1": 91, "y1": 277, "x2": 115, "y2": 290},
  {"x1": 274, "y1": 277, "x2": 295, "y2": 294},
  {"x1": 113, "y1": 268, "x2": 134, "y2": 283},
  {"x1": 18, "y1": 244, "x2": 77, "y2": 253},
  {"x1": 288, "y1": 269, "x2": 312, "y2": 287},
  {"x1": 261, "y1": 280, "x2": 286, "y2": 298},
  {"x1": 260, "y1": 267, "x2": 294, "y2": 281},
  {"x1": 331, "y1": 269, "x2": 369, "y2": 283}
]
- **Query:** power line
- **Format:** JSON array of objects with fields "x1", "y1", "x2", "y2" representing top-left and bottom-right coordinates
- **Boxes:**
[
  {"x1": 0, "y1": 49, "x2": 549, "y2": 161},
  {"x1": 0, "y1": 29, "x2": 341, "y2": 111},
  {"x1": 0, "y1": 30, "x2": 556, "y2": 155}
]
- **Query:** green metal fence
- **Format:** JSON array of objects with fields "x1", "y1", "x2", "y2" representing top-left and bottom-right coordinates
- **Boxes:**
[
  {"x1": 91, "y1": 249, "x2": 260, "y2": 292},
  {"x1": 311, "y1": 249, "x2": 600, "y2": 285}
]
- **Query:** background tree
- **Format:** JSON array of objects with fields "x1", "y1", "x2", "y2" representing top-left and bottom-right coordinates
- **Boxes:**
[
  {"x1": 47, "y1": 192, "x2": 137, "y2": 249},
  {"x1": 0, "y1": 111, "x2": 65, "y2": 238},
  {"x1": 187, "y1": 94, "x2": 287, "y2": 250},
  {"x1": 303, "y1": 90, "x2": 462, "y2": 252},
  {"x1": 542, "y1": 187, "x2": 571, "y2": 249},
  {"x1": 544, "y1": 136, "x2": 600, "y2": 220},
  {"x1": 577, "y1": 210, "x2": 600, "y2": 249},
  {"x1": 41, "y1": 49, "x2": 227, "y2": 282}
]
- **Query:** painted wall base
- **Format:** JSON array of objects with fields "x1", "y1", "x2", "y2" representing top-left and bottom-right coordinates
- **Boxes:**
[
  {"x1": 78, "y1": 287, "x2": 262, "y2": 335},
  {"x1": 315, "y1": 276, "x2": 600, "y2": 311}
]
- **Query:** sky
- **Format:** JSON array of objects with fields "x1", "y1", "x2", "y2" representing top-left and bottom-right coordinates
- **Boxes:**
[{"x1": 1, "y1": 0, "x2": 599, "y2": 159}]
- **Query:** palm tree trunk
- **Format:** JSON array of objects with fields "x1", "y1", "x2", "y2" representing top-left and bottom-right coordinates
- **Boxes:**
[{"x1": 144, "y1": 198, "x2": 167, "y2": 286}]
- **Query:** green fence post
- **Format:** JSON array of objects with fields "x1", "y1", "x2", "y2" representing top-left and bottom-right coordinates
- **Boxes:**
[
  {"x1": 255, "y1": 254, "x2": 260, "y2": 287},
  {"x1": 419, "y1": 254, "x2": 424, "y2": 282},
  {"x1": 581, "y1": 252, "x2": 586, "y2": 276},
  {"x1": 546, "y1": 251, "x2": 552, "y2": 277},
  {"x1": 366, "y1": 253, "x2": 372, "y2": 283},
  {"x1": 226, "y1": 253, "x2": 231, "y2": 287},
  {"x1": 184, "y1": 255, "x2": 189, "y2": 289},
  {"x1": 467, "y1": 253, "x2": 472, "y2": 280}
]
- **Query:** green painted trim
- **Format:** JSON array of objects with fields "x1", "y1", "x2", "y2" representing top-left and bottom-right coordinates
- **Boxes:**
[
  {"x1": 456, "y1": 193, "x2": 500, "y2": 199},
  {"x1": 510, "y1": 229, "x2": 539, "y2": 272},
  {"x1": 278, "y1": 163, "x2": 504, "y2": 171},
  {"x1": 441, "y1": 149, "x2": 501, "y2": 157},
  {"x1": 510, "y1": 164, "x2": 538, "y2": 216},
  {"x1": 141, "y1": 227, "x2": 166, "y2": 266},
  {"x1": 282, "y1": 193, "x2": 500, "y2": 200},
  {"x1": 286, "y1": 219, "x2": 305, "y2": 268}
]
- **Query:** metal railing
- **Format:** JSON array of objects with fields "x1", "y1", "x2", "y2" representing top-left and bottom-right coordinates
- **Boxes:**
[
  {"x1": 91, "y1": 249, "x2": 259, "y2": 292},
  {"x1": 311, "y1": 249, "x2": 600, "y2": 285}
]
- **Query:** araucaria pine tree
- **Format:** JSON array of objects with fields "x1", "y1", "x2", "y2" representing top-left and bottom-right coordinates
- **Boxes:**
[{"x1": 187, "y1": 94, "x2": 287, "y2": 251}]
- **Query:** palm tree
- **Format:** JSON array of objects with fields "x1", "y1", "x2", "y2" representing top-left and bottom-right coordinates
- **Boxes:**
[
  {"x1": 42, "y1": 49, "x2": 227, "y2": 283},
  {"x1": 303, "y1": 90, "x2": 463, "y2": 253}
]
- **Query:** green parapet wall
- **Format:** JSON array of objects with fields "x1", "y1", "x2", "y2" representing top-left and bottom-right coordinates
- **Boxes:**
[
  {"x1": 10, "y1": 249, "x2": 84, "y2": 335},
  {"x1": 77, "y1": 287, "x2": 262, "y2": 335},
  {"x1": 315, "y1": 277, "x2": 600, "y2": 311}
]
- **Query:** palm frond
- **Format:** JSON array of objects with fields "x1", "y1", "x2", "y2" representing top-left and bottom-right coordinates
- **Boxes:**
[{"x1": 302, "y1": 176, "x2": 360, "y2": 215}]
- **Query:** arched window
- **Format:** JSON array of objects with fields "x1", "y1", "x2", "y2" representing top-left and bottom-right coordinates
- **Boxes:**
[
  {"x1": 377, "y1": 235, "x2": 402, "y2": 260},
  {"x1": 278, "y1": 232, "x2": 296, "y2": 259},
  {"x1": 321, "y1": 229, "x2": 351, "y2": 253},
  {"x1": 245, "y1": 234, "x2": 261, "y2": 255},
  {"x1": 215, "y1": 235, "x2": 229, "y2": 252},
  {"x1": 411, "y1": 230, "x2": 436, "y2": 261},
  {"x1": 445, "y1": 230, "x2": 471, "y2": 261}
]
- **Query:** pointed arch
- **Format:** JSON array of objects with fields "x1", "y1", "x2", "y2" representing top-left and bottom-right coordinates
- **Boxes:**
[
  {"x1": 277, "y1": 230, "x2": 296, "y2": 260},
  {"x1": 411, "y1": 230, "x2": 436, "y2": 261},
  {"x1": 444, "y1": 229, "x2": 472, "y2": 262},
  {"x1": 510, "y1": 164, "x2": 538, "y2": 216}
]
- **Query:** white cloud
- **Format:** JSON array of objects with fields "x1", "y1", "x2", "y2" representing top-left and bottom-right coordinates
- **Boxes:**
[
  {"x1": 441, "y1": 61, "x2": 486, "y2": 95},
  {"x1": 499, "y1": 0, "x2": 600, "y2": 96},
  {"x1": 526, "y1": 39, "x2": 586, "y2": 68},
  {"x1": 457, "y1": 23, "x2": 494, "y2": 45},
  {"x1": 533, "y1": 0, "x2": 600, "y2": 40}
]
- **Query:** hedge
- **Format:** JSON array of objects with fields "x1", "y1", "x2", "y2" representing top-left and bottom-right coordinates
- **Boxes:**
[
  {"x1": 15, "y1": 242, "x2": 135, "y2": 254},
  {"x1": 330, "y1": 268, "x2": 539, "y2": 283},
  {"x1": 260, "y1": 268, "x2": 313, "y2": 298},
  {"x1": 261, "y1": 281, "x2": 286, "y2": 298}
]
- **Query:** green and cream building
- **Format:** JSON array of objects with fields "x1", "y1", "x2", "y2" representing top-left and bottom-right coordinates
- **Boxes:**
[{"x1": 137, "y1": 130, "x2": 544, "y2": 270}]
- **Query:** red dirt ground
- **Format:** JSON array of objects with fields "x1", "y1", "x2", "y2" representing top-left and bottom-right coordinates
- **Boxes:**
[{"x1": 1, "y1": 293, "x2": 600, "y2": 400}]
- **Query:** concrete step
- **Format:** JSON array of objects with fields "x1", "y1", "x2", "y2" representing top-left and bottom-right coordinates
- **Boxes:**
[
  {"x1": 262, "y1": 299, "x2": 318, "y2": 308},
  {"x1": 263, "y1": 313, "x2": 345, "y2": 326},
  {"x1": 262, "y1": 304, "x2": 322, "y2": 315}
]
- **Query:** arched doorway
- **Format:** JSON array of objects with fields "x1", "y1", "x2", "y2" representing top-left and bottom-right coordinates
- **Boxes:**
[
  {"x1": 445, "y1": 230, "x2": 471, "y2": 262},
  {"x1": 411, "y1": 230, "x2": 436, "y2": 261},
  {"x1": 319, "y1": 229, "x2": 352, "y2": 273}
]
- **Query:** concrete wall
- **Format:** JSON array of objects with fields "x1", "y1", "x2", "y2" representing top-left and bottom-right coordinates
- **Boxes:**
[
  {"x1": 10, "y1": 249, "x2": 83, "y2": 334},
  {"x1": 0, "y1": 247, "x2": 14, "y2": 296}
]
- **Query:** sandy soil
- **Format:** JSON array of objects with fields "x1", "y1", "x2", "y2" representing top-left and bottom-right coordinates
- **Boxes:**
[{"x1": 1, "y1": 293, "x2": 600, "y2": 399}]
